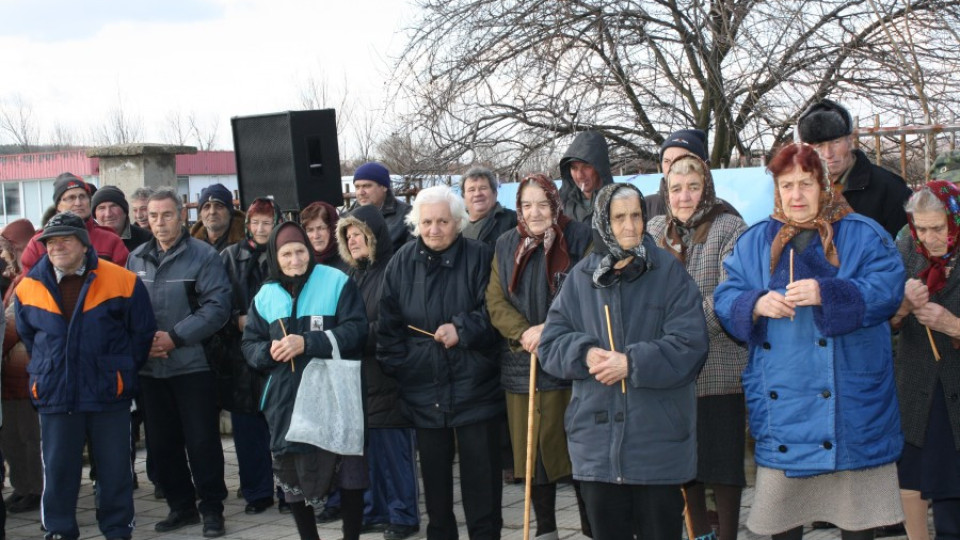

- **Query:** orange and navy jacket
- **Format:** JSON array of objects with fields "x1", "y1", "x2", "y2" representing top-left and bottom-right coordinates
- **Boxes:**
[{"x1": 14, "y1": 248, "x2": 156, "y2": 414}]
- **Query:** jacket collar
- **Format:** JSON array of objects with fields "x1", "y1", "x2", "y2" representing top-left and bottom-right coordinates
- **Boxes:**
[
  {"x1": 412, "y1": 234, "x2": 463, "y2": 268},
  {"x1": 137, "y1": 226, "x2": 190, "y2": 265},
  {"x1": 841, "y1": 149, "x2": 872, "y2": 192}
]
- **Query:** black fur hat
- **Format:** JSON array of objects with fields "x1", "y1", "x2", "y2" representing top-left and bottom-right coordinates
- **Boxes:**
[{"x1": 797, "y1": 99, "x2": 852, "y2": 144}]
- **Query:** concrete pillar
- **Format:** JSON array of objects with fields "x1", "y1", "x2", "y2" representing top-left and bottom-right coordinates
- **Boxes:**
[{"x1": 87, "y1": 143, "x2": 197, "y2": 195}]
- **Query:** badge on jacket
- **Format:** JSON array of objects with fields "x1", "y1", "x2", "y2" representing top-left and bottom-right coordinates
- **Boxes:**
[{"x1": 310, "y1": 316, "x2": 324, "y2": 332}]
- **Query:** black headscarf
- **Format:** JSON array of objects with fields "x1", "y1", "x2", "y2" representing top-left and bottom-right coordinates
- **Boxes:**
[
  {"x1": 266, "y1": 221, "x2": 317, "y2": 296},
  {"x1": 590, "y1": 183, "x2": 649, "y2": 287}
]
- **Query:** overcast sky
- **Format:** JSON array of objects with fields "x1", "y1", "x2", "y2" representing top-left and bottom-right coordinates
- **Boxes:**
[{"x1": 0, "y1": 0, "x2": 416, "y2": 154}]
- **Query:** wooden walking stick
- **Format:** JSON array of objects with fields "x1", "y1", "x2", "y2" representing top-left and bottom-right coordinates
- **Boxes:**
[
  {"x1": 523, "y1": 352, "x2": 538, "y2": 540},
  {"x1": 604, "y1": 305, "x2": 626, "y2": 393},
  {"x1": 926, "y1": 327, "x2": 942, "y2": 361},
  {"x1": 278, "y1": 318, "x2": 294, "y2": 372},
  {"x1": 789, "y1": 248, "x2": 795, "y2": 321}
]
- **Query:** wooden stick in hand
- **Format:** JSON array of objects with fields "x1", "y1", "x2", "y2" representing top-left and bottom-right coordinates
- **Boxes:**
[
  {"x1": 279, "y1": 318, "x2": 294, "y2": 372},
  {"x1": 604, "y1": 304, "x2": 625, "y2": 394}
]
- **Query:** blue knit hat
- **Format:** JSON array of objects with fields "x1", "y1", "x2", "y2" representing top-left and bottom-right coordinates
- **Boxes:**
[
  {"x1": 353, "y1": 162, "x2": 392, "y2": 189},
  {"x1": 199, "y1": 183, "x2": 234, "y2": 209}
]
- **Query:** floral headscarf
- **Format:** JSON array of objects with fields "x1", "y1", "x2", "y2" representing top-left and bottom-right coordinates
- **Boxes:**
[
  {"x1": 591, "y1": 183, "x2": 648, "y2": 287},
  {"x1": 656, "y1": 154, "x2": 729, "y2": 263},
  {"x1": 908, "y1": 180, "x2": 960, "y2": 294},
  {"x1": 769, "y1": 146, "x2": 853, "y2": 273},
  {"x1": 511, "y1": 174, "x2": 572, "y2": 295}
]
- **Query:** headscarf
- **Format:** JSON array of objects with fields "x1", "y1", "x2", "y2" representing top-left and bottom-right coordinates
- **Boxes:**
[
  {"x1": 244, "y1": 197, "x2": 284, "y2": 250},
  {"x1": 266, "y1": 222, "x2": 316, "y2": 296},
  {"x1": 908, "y1": 180, "x2": 960, "y2": 295},
  {"x1": 769, "y1": 147, "x2": 853, "y2": 273},
  {"x1": 656, "y1": 154, "x2": 729, "y2": 263},
  {"x1": 591, "y1": 183, "x2": 648, "y2": 288},
  {"x1": 300, "y1": 201, "x2": 340, "y2": 263},
  {"x1": 510, "y1": 174, "x2": 572, "y2": 295}
]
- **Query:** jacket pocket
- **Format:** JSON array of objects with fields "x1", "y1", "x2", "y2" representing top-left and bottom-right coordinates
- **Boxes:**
[
  {"x1": 26, "y1": 355, "x2": 54, "y2": 405},
  {"x1": 97, "y1": 355, "x2": 137, "y2": 401}
]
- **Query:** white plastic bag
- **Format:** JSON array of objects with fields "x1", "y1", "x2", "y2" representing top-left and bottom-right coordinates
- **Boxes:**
[{"x1": 285, "y1": 330, "x2": 364, "y2": 455}]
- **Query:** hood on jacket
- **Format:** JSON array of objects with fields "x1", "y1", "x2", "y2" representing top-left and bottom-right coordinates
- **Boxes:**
[
  {"x1": 559, "y1": 131, "x2": 614, "y2": 202},
  {"x1": 190, "y1": 208, "x2": 246, "y2": 246},
  {"x1": 336, "y1": 204, "x2": 394, "y2": 269},
  {"x1": 265, "y1": 221, "x2": 316, "y2": 284}
]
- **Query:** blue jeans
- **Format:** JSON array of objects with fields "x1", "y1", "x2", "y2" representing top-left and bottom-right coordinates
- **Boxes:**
[
  {"x1": 40, "y1": 407, "x2": 134, "y2": 540},
  {"x1": 141, "y1": 372, "x2": 227, "y2": 516}
]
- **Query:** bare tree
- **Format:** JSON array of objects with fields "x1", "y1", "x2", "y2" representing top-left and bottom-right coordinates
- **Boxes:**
[
  {"x1": 49, "y1": 121, "x2": 78, "y2": 150},
  {"x1": 164, "y1": 110, "x2": 221, "y2": 150},
  {"x1": 93, "y1": 93, "x2": 143, "y2": 145},
  {"x1": 0, "y1": 94, "x2": 40, "y2": 152},
  {"x1": 299, "y1": 70, "x2": 354, "y2": 139},
  {"x1": 396, "y1": 0, "x2": 960, "y2": 172}
]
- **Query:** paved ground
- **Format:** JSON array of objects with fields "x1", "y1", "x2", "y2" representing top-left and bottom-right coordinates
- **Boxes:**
[{"x1": 3, "y1": 436, "x2": 923, "y2": 540}]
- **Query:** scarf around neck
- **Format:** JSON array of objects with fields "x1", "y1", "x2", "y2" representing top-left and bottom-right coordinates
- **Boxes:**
[
  {"x1": 909, "y1": 180, "x2": 960, "y2": 294},
  {"x1": 511, "y1": 174, "x2": 572, "y2": 295},
  {"x1": 591, "y1": 183, "x2": 648, "y2": 287},
  {"x1": 656, "y1": 154, "x2": 728, "y2": 263}
]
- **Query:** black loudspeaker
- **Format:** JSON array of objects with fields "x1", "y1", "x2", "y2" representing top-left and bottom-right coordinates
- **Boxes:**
[{"x1": 231, "y1": 109, "x2": 343, "y2": 211}]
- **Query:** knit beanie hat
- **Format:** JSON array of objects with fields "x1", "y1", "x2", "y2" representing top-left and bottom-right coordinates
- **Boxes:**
[
  {"x1": 38, "y1": 212, "x2": 91, "y2": 248},
  {"x1": 275, "y1": 223, "x2": 305, "y2": 250},
  {"x1": 660, "y1": 129, "x2": 709, "y2": 163},
  {"x1": 199, "y1": 183, "x2": 234, "y2": 209},
  {"x1": 0, "y1": 219, "x2": 36, "y2": 253},
  {"x1": 53, "y1": 172, "x2": 91, "y2": 204},
  {"x1": 91, "y1": 185, "x2": 130, "y2": 215},
  {"x1": 797, "y1": 99, "x2": 853, "y2": 144},
  {"x1": 353, "y1": 162, "x2": 392, "y2": 189}
]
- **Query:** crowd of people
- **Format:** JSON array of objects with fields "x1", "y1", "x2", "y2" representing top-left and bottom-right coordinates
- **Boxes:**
[{"x1": 0, "y1": 97, "x2": 957, "y2": 540}]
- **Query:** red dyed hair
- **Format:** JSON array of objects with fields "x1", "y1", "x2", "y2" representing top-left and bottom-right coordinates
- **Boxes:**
[{"x1": 767, "y1": 143, "x2": 827, "y2": 188}]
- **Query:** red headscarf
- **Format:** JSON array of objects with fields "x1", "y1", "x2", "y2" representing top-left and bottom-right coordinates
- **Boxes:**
[
  {"x1": 510, "y1": 174, "x2": 571, "y2": 295},
  {"x1": 908, "y1": 180, "x2": 960, "y2": 294}
]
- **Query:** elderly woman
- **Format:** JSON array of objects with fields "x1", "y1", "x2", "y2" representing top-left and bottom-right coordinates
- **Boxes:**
[
  {"x1": 377, "y1": 185, "x2": 504, "y2": 540},
  {"x1": 714, "y1": 143, "x2": 906, "y2": 540},
  {"x1": 890, "y1": 181, "x2": 960, "y2": 540},
  {"x1": 218, "y1": 198, "x2": 284, "y2": 514},
  {"x1": 647, "y1": 155, "x2": 748, "y2": 540},
  {"x1": 334, "y1": 205, "x2": 420, "y2": 539},
  {"x1": 300, "y1": 201, "x2": 347, "y2": 271},
  {"x1": 485, "y1": 174, "x2": 592, "y2": 540},
  {"x1": 241, "y1": 222, "x2": 367, "y2": 540},
  {"x1": 538, "y1": 182, "x2": 708, "y2": 538}
]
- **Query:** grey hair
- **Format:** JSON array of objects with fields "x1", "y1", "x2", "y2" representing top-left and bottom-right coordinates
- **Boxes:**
[
  {"x1": 611, "y1": 186, "x2": 642, "y2": 203},
  {"x1": 461, "y1": 167, "x2": 499, "y2": 193},
  {"x1": 905, "y1": 187, "x2": 948, "y2": 215},
  {"x1": 665, "y1": 156, "x2": 705, "y2": 181},
  {"x1": 406, "y1": 185, "x2": 470, "y2": 237},
  {"x1": 148, "y1": 187, "x2": 184, "y2": 214},
  {"x1": 131, "y1": 186, "x2": 156, "y2": 201}
]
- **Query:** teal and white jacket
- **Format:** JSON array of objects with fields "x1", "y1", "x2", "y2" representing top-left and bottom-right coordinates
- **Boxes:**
[{"x1": 241, "y1": 264, "x2": 367, "y2": 454}]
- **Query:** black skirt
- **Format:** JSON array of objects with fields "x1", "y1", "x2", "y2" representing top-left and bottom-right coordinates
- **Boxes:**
[
  {"x1": 696, "y1": 393, "x2": 747, "y2": 486},
  {"x1": 898, "y1": 380, "x2": 960, "y2": 499}
]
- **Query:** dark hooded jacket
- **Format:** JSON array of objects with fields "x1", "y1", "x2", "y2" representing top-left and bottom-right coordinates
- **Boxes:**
[
  {"x1": 377, "y1": 234, "x2": 503, "y2": 428},
  {"x1": 241, "y1": 222, "x2": 367, "y2": 454},
  {"x1": 380, "y1": 191, "x2": 413, "y2": 253},
  {"x1": 337, "y1": 205, "x2": 407, "y2": 428},
  {"x1": 841, "y1": 149, "x2": 912, "y2": 239},
  {"x1": 559, "y1": 131, "x2": 615, "y2": 224},
  {"x1": 215, "y1": 201, "x2": 284, "y2": 412}
]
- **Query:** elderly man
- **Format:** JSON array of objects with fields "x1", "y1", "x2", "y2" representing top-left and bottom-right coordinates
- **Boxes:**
[
  {"x1": 539, "y1": 183, "x2": 708, "y2": 539},
  {"x1": 352, "y1": 162, "x2": 411, "y2": 252},
  {"x1": 93, "y1": 185, "x2": 153, "y2": 252},
  {"x1": 130, "y1": 187, "x2": 155, "y2": 230},
  {"x1": 798, "y1": 99, "x2": 912, "y2": 239},
  {"x1": 16, "y1": 212, "x2": 155, "y2": 540},
  {"x1": 189, "y1": 184, "x2": 245, "y2": 252},
  {"x1": 127, "y1": 188, "x2": 232, "y2": 538},
  {"x1": 21, "y1": 173, "x2": 128, "y2": 274},
  {"x1": 460, "y1": 167, "x2": 517, "y2": 248},
  {"x1": 559, "y1": 131, "x2": 615, "y2": 223}
]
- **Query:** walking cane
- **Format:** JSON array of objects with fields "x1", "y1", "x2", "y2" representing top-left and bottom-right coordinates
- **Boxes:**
[{"x1": 523, "y1": 352, "x2": 538, "y2": 540}]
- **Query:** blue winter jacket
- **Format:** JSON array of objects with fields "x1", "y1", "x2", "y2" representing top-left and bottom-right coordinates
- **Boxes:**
[
  {"x1": 714, "y1": 214, "x2": 905, "y2": 477},
  {"x1": 15, "y1": 249, "x2": 156, "y2": 414}
]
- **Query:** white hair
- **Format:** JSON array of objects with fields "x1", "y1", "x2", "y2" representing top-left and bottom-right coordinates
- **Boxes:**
[
  {"x1": 406, "y1": 185, "x2": 470, "y2": 237},
  {"x1": 905, "y1": 187, "x2": 948, "y2": 215}
]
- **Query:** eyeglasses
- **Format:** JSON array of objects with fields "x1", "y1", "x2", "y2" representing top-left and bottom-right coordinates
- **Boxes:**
[{"x1": 61, "y1": 193, "x2": 89, "y2": 204}]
